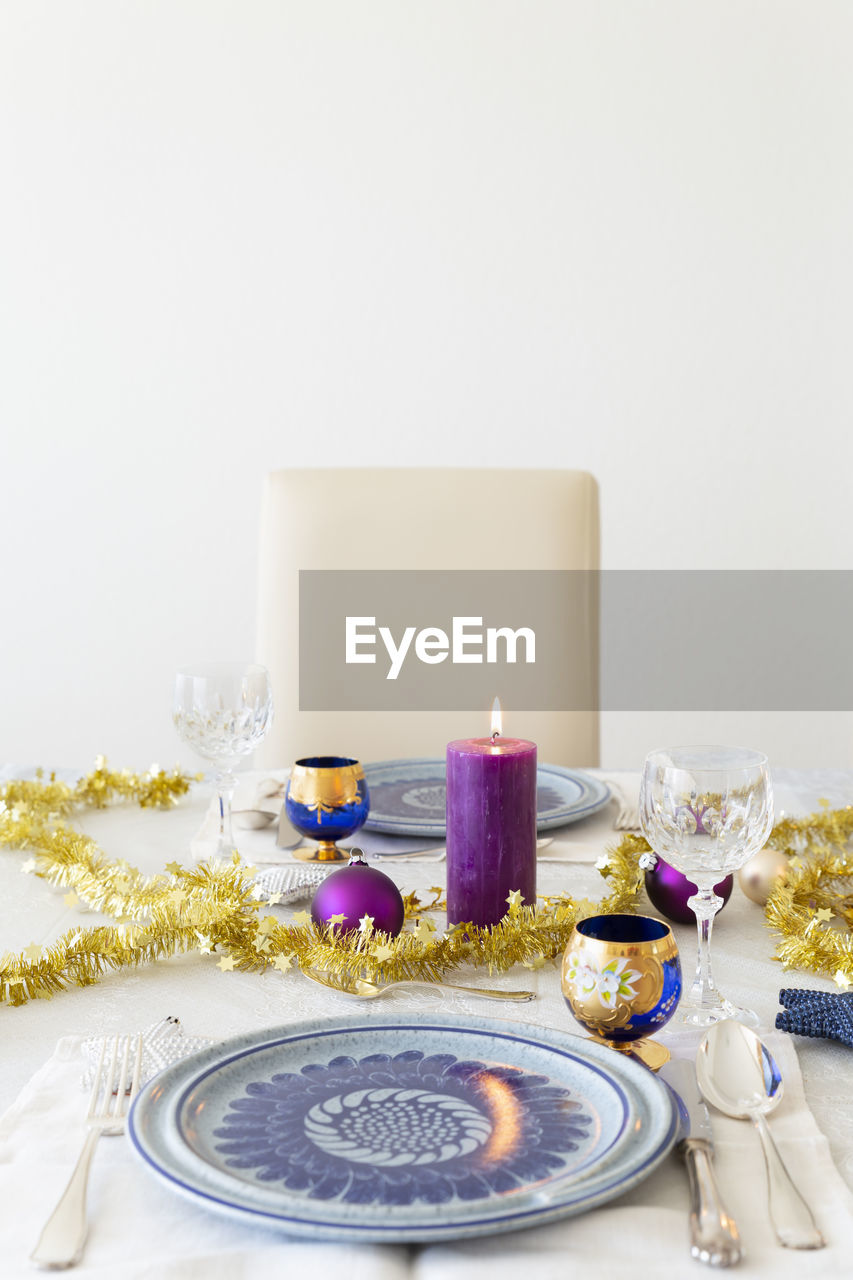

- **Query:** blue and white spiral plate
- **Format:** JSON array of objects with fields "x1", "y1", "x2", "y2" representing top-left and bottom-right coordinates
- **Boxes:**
[{"x1": 128, "y1": 1013, "x2": 676, "y2": 1242}]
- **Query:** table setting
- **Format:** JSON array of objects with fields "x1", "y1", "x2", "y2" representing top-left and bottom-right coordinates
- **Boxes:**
[{"x1": 2, "y1": 663, "x2": 853, "y2": 1278}]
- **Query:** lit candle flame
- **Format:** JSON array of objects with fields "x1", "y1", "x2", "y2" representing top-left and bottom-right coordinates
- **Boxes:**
[{"x1": 490, "y1": 697, "x2": 502, "y2": 740}]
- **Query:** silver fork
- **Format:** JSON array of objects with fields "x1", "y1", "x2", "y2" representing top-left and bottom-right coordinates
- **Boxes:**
[
  {"x1": 30, "y1": 1034, "x2": 143, "y2": 1270},
  {"x1": 607, "y1": 778, "x2": 640, "y2": 831}
]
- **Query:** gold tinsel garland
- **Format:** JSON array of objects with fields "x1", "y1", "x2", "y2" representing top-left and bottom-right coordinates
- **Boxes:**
[
  {"x1": 1, "y1": 762, "x2": 644, "y2": 1005},
  {"x1": 763, "y1": 803, "x2": 853, "y2": 989},
  {"x1": 3, "y1": 764, "x2": 852, "y2": 1004}
]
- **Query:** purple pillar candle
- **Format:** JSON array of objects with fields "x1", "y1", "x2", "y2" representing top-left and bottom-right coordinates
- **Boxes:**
[{"x1": 446, "y1": 734, "x2": 537, "y2": 928}]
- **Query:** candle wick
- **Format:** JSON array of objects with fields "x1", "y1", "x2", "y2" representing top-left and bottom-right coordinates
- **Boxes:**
[{"x1": 490, "y1": 730, "x2": 500, "y2": 744}]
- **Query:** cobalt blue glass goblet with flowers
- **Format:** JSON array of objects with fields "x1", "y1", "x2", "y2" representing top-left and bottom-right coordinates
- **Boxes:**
[{"x1": 561, "y1": 913, "x2": 682, "y2": 1070}]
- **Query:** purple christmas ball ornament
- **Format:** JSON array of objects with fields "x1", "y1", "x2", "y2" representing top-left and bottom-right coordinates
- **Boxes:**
[
  {"x1": 644, "y1": 855, "x2": 733, "y2": 925},
  {"x1": 311, "y1": 850, "x2": 405, "y2": 936}
]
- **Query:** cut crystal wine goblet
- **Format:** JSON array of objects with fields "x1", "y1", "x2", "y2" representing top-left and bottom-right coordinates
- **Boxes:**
[
  {"x1": 173, "y1": 663, "x2": 273, "y2": 861},
  {"x1": 639, "y1": 745, "x2": 773, "y2": 1028}
]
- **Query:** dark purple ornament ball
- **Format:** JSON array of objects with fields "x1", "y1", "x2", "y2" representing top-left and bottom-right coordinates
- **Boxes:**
[
  {"x1": 311, "y1": 858, "x2": 405, "y2": 936},
  {"x1": 644, "y1": 857, "x2": 733, "y2": 925}
]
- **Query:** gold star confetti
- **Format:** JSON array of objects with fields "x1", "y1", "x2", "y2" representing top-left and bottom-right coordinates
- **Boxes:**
[
  {"x1": 217, "y1": 954, "x2": 236, "y2": 972},
  {"x1": 23, "y1": 943, "x2": 43, "y2": 963},
  {"x1": 594, "y1": 854, "x2": 611, "y2": 871},
  {"x1": 266, "y1": 893, "x2": 283, "y2": 906},
  {"x1": 195, "y1": 933, "x2": 213, "y2": 955},
  {"x1": 255, "y1": 936, "x2": 272, "y2": 954},
  {"x1": 442, "y1": 922, "x2": 466, "y2": 940},
  {"x1": 256, "y1": 916, "x2": 278, "y2": 936},
  {"x1": 328, "y1": 913, "x2": 347, "y2": 926},
  {"x1": 63, "y1": 891, "x2": 80, "y2": 908},
  {"x1": 20, "y1": 858, "x2": 37, "y2": 875},
  {"x1": 359, "y1": 914, "x2": 375, "y2": 935},
  {"x1": 834, "y1": 969, "x2": 852, "y2": 990},
  {"x1": 814, "y1": 907, "x2": 833, "y2": 924},
  {"x1": 523, "y1": 955, "x2": 547, "y2": 971},
  {"x1": 506, "y1": 890, "x2": 523, "y2": 910},
  {"x1": 164, "y1": 860, "x2": 182, "y2": 876},
  {"x1": 231, "y1": 852, "x2": 258, "y2": 877},
  {"x1": 273, "y1": 953, "x2": 295, "y2": 973},
  {"x1": 372, "y1": 942, "x2": 395, "y2": 962},
  {"x1": 413, "y1": 918, "x2": 435, "y2": 944},
  {"x1": 292, "y1": 910, "x2": 312, "y2": 927}
]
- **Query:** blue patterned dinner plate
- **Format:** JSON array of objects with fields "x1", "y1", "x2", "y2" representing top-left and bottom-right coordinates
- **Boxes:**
[
  {"x1": 128, "y1": 1013, "x2": 676, "y2": 1242},
  {"x1": 361, "y1": 758, "x2": 610, "y2": 836}
]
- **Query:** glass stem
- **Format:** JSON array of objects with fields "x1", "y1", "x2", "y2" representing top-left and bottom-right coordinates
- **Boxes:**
[
  {"x1": 215, "y1": 769, "x2": 238, "y2": 861},
  {"x1": 687, "y1": 886, "x2": 723, "y2": 1009}
]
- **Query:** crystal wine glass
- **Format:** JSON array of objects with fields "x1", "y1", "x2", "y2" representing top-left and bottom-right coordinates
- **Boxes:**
[
  {"x1": 639, "y1": 745, "x2": 773, "y2": 1027},
  {"x1": 173, "y1": 663, "x2": 274, "y2": 860}
]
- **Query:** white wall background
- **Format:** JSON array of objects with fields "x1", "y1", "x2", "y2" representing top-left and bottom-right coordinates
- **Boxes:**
[{"x1": 1, "y1": 2, "x2": 851, "y2": 772}]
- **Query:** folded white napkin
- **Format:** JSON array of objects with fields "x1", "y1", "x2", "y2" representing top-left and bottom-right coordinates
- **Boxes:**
[
  {"x1": 2, "y1": 1030, "x2": 852, "y2": 1279},
  {"x1": 0, "y1": 1036, "x2": 410, "y2": 1280}
]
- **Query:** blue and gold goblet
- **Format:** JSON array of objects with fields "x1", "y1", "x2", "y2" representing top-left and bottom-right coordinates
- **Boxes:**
[
  {"x1": 285, "y1": 757, "x2": 369, "y2": 862},
  {"x1": 561, "y1": 914, "x2": 682, "y2": 1070}
]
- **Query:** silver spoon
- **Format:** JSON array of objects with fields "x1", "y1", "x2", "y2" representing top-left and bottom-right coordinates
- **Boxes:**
[
  {"x1": 305, "y1": 969, "x2": 536, "y2": 1002},
  {"x1": 696, "y1": 1020, "x2": 825, "y2": 1250}
]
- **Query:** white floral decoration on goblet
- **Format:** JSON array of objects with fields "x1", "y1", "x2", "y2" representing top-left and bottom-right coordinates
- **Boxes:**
[{"x1": 565, "y1": 953, "x2": 642, "y2": 1008}]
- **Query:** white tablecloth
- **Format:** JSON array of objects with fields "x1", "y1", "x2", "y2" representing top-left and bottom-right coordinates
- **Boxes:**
[{"x1": 2, "y1": 767, "x2": 853, "y2": 1277}]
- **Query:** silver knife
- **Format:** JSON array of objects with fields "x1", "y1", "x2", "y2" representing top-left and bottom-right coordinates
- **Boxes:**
[{"x1": 660, "y1": 1059, "x2": 743, "y2": 1267}]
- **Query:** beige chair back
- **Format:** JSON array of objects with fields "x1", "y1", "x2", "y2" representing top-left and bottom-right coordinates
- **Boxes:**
[{"x1": 256, "y1": 468, "x2": 599, "y2": 768}]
